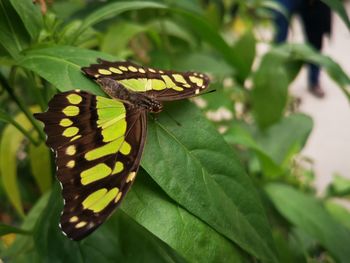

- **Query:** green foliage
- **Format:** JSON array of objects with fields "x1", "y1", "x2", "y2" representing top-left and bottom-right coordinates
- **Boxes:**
[{"x1": 1, "y1": 0, "x2": 350, "y2": 262}]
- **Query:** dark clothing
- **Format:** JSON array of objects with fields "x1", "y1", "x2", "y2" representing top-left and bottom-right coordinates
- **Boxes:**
[{"x1": 274, "y1": 0, "x2": 331, "y2": 86}]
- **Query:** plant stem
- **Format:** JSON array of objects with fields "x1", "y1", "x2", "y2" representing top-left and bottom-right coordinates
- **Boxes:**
[
  {"x1": 0, "y1": 71, "x2": 46, "y2": 141},
  {"x1": 25, "y1": 70, "x2": 46, "y2": 111},
  {"x1": 0, "y1": 111, "x2": 39, "y2": 146}
]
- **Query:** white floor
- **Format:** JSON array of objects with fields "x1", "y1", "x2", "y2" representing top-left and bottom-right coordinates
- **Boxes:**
[{"x1": 288, "y1": 5, "x2": 350, "y2": 193}]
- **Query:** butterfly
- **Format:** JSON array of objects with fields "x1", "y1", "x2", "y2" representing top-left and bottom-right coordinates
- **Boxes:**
[{"x1": 34, "y1": 59, "x2": 210, "y2": 240}]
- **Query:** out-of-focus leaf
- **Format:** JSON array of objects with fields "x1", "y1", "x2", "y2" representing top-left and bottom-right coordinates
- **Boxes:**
[
  {"x1": 173, "y1": 52, "x2": 233, "y2": 77},
  {"x1": 28, "y1": 142, "x2": 52, "y2": 194},
  {"x1": 231, "y1": 30, "x2": 256, "y2": 83},
  {"x1": 224, "y1": 114, "x2": 313, "y2": 178},
  {"x1": 19, "y1": 46, "x2": 116, "y2": 95},
  {"x1": 80, "y1": 1, "x2": 166, "y2": 32},
  {"x1": 0, "y1": 114, "x2": 28, "y2": 217},
  {"x1": 325, "y1": 201, "x2": 350, "y2": 230},
  {"x1": 321, "y1": 0, "x2": 350, "y2": 30},
  {"x1": 122, "y1": 170, "x2": 245, "y2": 263},
  {"x1": 0, "y1": 224, "x2": 30, "y2": 236},
  {"x1": 266, "y1": 183, "x2": 350, "y2": 263},
  {"x1": 149, "y1": 19, "x2": 196, "y2": 47},
  {"x1": 251, "y1": 53, "x2": 289, "y2": 129},
  {"x1": 173, "y1": 10, "x2": 243, "y2": 79},
  {"x1": 272, "y1": 229, "x2": 306, "y2": 263},
  {"x1": 33, "y1": 183, "x2": 186, "y2": 263},
  {"x1": 279, "y1": 44, "x2": 350, "y2": 100},
  {"x1": 255, "y1": 114, "x2": 313, "y2": 167},
  {"x1": 101, "y1": 22, "x2": 147, "y2": 56},
  {"x1": 261, "y1": 0, "x2": 288, "y2": 18},
  {"x1": 9, "y1": 0, "x2": 43, "y2": 40},
  {"x1": 2, "y1": 191, "x2": 50, "y2": 261},
  {"x1": 143, "y1": 102, "x2": 277, "y2": 262},
  {"x1": 0, "y1": 109, "x2": 37, "y2": 145},
  {"x1": 0, "y1": 0, "x2": 30, "y2": 58},
  {"x1": 326, "y1": 174, "x2": 350, "y2": 197}
]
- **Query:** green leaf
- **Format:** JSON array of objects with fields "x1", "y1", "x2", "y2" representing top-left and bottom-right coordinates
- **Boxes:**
[
  {"x1": 231, "y1": 31, "x2": 256, "y2": 83},
  {"x1": 0, "y1": 113, "x2": 29, "y2": 217},
  {"x1": 266, "y1": 183, "x2": 350, "y2": 263},
  {"x1": 2, "y1": 192, "x2": 50, "y2": 261},
  {"x1": 101, "y1": 22, "x2": 147, "y2": 56},
  {"x1": 19, "y1": 46, "x2": 116, "y2": 95},
  {"x1": 0, "y1": 224, "x2": 30, "y2": 236},
  {"x1": 0, "y1": 0, "x2": 30, "y2": 58},
  {"x1": 148, "y1": 19, "x2": 197, "y2": 47},
  {"x1": 28, "y1": 142, "x2": 52, "y2": 194},
  {"x1": 0, "y1": 109, "x2": 38, "y2": 145},
  {"x1": 251, "y1": 53, "x2": 289, "y2": 129},
  {"x1": 9, "y1": 0, "x2": 43, "y2": 40},
  {"x1": 173, "y1": 10, "x2": 244, "y2": 81},
  {"x1": 122, "y1": 170, "x2": 245, "y2": 263},
  {"x1": 321, "y1": 0, "x2": 350, "y2": 30},
  {"x1": 255, "y1": 114, "x2": 313, "y2": 168},
  {"x1": 143, "y1": 102, "x2": 277, "y2": 262},
  {"x1": 173, "y1": 52, "x2": 233, "y2": 77},
  {"x1": 326, "y1": 174, "x2": 350, "y2": 197},
  {"x1": 33, "y1": 183, "x2": 186, "y2": 263},
  {"x1": 325, "y1": 201, "x2": 350, "y2": 230},
  {"x1": 278, "y1": 44, "x2": 350, "y2": 100},
  {"x1": 80, "y1": 1, "x2": 166, "y2": 32}
]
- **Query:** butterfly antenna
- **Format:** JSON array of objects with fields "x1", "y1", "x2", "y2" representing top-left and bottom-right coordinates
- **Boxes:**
[{"x1": 192, "y1": 89, "x2": 216, "y2": 98}]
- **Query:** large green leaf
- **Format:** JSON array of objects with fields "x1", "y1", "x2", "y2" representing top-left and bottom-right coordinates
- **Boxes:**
[
  {"x1": 122, "y1": 170, "x2": 245, "y2": 263},
  {"x1": 142, "y1": 102, "x2": 277, "y2": 262},
  {"x1": 266, "y1": 183, "x2": 350, "y2": 263},
  {"x1": 33, "y1": 183, "x2": 186, "y2": 263},
  {"x1": 9, "y1": 0, "x2": 43, "y2": 40},
  {"x1": 19, "y1": 46, "x2": 116, "y2": 95},
  {"x1": 0, "y1": 0, "x2": 30, "y2": 58}
]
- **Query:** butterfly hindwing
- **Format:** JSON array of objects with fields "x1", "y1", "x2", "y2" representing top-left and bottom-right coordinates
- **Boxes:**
[
  {"x1": 34, "y1": 91, "x2": 147, "y2": 240},
  {"x1": 82, "y1": 59, "x2": 210, "y2": 101}
]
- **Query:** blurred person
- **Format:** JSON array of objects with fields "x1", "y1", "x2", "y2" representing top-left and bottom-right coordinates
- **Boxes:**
[{"x1": 274, "y1": 0, "x2": 332, "y2": 98}]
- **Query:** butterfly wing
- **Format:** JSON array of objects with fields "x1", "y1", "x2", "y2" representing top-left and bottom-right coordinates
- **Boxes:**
[
  {"x1": 34, "y1": 90, "x2": 146, "y2": 240},
  {"x1": 82, "y1": 59, "x2": 210, "y2": 101}
]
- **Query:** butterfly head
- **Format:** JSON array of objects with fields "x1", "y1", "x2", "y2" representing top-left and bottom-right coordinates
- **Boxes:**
[{"x1": 148, "y1": 100, "x2": 163, "y2": 113}]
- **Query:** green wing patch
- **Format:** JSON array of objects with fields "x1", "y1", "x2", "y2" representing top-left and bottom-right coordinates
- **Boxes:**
[
  {"x1": 82, "y1": 59, "x2": 210, "y2": 101},
  {"x1": 34, "y1": 90, "x2": 147, "y2": 240}
]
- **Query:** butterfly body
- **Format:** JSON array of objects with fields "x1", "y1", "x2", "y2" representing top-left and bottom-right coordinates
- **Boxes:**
[
  {"x1": 34, "y1": 60, "x2": 210, "y2": 240},
  {"x1": 97, "y1": 78, "x2": 163, "y2": 113}
]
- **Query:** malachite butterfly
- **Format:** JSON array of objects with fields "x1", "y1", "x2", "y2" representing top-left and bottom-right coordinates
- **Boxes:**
[{"x1": 34, "y1": 59, "x2": 210, "y2": 240}]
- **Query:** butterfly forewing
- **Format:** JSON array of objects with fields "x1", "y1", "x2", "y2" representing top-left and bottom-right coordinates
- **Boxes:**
[
  {"x1": 82, "y1": 59, "x2": 210, "y2": 101},
  {"x1": 34, "y1": 91, "x2": 147, "y2": 240}
]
